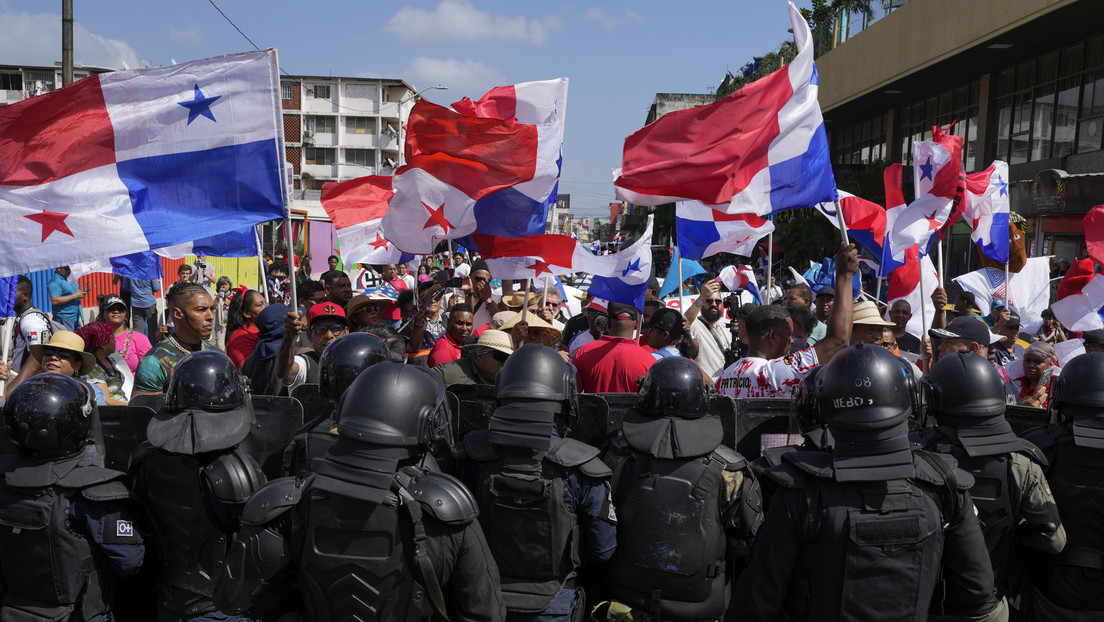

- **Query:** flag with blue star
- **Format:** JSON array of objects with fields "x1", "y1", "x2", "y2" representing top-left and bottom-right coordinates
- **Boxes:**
[
  {"x1": 962, "y1": 160, "x2": 1011, "y2": 263},
  {"x1": 588, "y1": 215, "x2": 654, "y2": 309}
]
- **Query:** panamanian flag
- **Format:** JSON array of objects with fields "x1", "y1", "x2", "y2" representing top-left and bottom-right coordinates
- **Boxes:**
[{"x1": 0, "y1": 50, "x2": 286, "y2": 278}]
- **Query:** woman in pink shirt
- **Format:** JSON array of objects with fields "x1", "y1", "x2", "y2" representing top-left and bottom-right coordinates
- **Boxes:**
[{"x1": 97, "y1": 295, "x2": 152, "y2": 374}]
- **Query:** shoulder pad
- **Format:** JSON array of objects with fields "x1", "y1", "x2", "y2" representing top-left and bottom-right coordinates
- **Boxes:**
[
  {"x1": 1022, "y1": 423, "x2": 1067, "y2": 451},
  {"x1": 240, "y1": 476, "x2": 310, "y2": 526},
  {"x1": 912, "y1": 451, "x2": 975, "y2": 491},
  {"x1": 81, "y1": 479, "x2": 134, "y2": 503},
  {"x1": 1014, "y1": 438, "x2": 1049, "y2": 467},
  {"x1": 202, "y1": 448, "x2": 266, "y2": 504},
  {"x1": 404, "y1": 470, "x2": 478, "y2": 525},
  {"x1": 452, "y1": 430, "x2": 501, "y2": 462},
  {"x1": 548, "y1": 438, "x2": 611, "y2": 479},
  {"x1": 56, "y1": 464, "x2": 128, "y2": 497},
  {"x1": 909, "y1": 427, "x2": 942, "y2": 450},
  {"x1": 759, "y1": 445, "x2": 796, "y2": 468},
  {"x1": 760, "y1": 462, "x2": 810, "y2": 489},
  {"x1": 779, "y1": 450, "x2": 835, "y2": 480},
  {"x1": 710, "y1": 444, "x2": 747, "y2": 471}
]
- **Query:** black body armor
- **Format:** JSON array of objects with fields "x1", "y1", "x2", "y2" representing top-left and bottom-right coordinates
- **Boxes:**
[{"x1": 0, "y1": 454, "x2": 131, "y2": 620}]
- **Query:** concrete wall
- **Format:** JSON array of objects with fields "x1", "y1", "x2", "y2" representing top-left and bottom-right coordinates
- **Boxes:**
[{"x1": 817, "y1": 0, "x2": 1077, "y2": 111}]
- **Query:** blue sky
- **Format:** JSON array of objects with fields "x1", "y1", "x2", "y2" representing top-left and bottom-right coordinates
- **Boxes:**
[{"x1": 0, "y1": 0, "x2": 809, "y2": 216}]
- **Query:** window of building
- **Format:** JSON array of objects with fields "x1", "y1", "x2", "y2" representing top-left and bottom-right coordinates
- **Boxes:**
[
  {"x1": 282, "y1": 81, "x2": 294, "y2": 100},
  {"x1": 345, "y1": 117, "x2": 373, "y2": 134},
  {"x1": 894, "y1": 81, "x2": 979, "y2": 170},
  {"x1": 304, "y1": 116, "x2": 335, "y2": 134},
  {"x1": 345, "y1": 149, "x2": 375, "y2": 167},
  {"x1": 305, "y1": 148, "x2": 335, "y2": 165},
  {"x1": 311, "y1": 84, "x2": 331, "y2": 100},
  {"x1": 831, "y1": 114, "x2": 887, "y2": 166},
  {"x1": 23, "y1": 70, "x2": 55, "y2": 89},
  {"x1": 0, "y1": 73, "x2": 22, "y2": 90}
]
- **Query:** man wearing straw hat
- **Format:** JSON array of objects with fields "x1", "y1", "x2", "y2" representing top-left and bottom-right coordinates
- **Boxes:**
[{"x1": 433, "y1": 329, "x2": 514, "y2": 387}]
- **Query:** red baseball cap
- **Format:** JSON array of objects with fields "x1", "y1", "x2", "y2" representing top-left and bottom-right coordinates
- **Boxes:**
[{"x1": 308, "y1": 302, "x2": 347, "y2": 326}]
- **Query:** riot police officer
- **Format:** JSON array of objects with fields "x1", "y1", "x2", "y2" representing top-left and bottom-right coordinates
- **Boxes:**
[
  {"x1": 913, "y1": 352, "x2": 1065, "y2": 611},
  {"x1": 213, "y1": 362, "x2": 505, "y2": 622},
  {"x1": 0, "y1": 374, "x2": 145, "y2": 621},
  {"x1": 1023, "y1": 351, "x2": 1104, "y2": 618},
  {"x1": 454, "y1": 343, "x2": 617, "y2": 622},
  {"x1": 131, "y1": 351, "x2": 265, "y2": 622},
  {"x1": 600, "y1": 356, "x2": 750, "y2": 622},
  {"x1": 732, "y1": 343, "x2": 1001, "y2": 621},
  {"x1": 281, "y1": 332, "x2": 393, "y2": 476}
]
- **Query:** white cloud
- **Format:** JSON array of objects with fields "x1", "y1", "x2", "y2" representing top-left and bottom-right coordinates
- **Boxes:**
[
  {"x1": 385, "y1": 0, "x2": 562, "y2": 45},
  {"x1": 584, "y1": 8, "x2": 643, "y2": 29},
  {"x1": 401, "y1": 57, "x2": 506, "y2": 99},
  {"x1": 0, "y1": 10, "x2": 139, "y2": 70},
  {"x1": 169, "y1": 26, "x2": 204, "y2": 48}
]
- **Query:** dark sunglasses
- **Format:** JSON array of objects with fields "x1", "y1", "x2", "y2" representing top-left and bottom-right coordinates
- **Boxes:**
[
  {"x1": 311, "y1": 323, "x2": 348, "y2": 335},
  {"x1": 42, "y1": 347, "x2": 76, "y2": 361},
  {"x1": 702, "y1": 299, "x2": 724, "y2": 306}
]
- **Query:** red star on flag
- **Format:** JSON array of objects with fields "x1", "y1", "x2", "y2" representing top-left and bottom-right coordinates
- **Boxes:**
[
  {"x1": 422, "y1": 202, "x2": 453, "y2": 234},
  {"x1": 527, "y1": 258, "x2": 554, "y2": 276},
  {"x1": 924, "y1": 209, "x2": 941, "y2": 232},
  {"x1": 25, "y1": 209, "x2": 75, "y2": 242},
  {"x1": 368, "y1": 233, "x2": 390, "y2": 250}
]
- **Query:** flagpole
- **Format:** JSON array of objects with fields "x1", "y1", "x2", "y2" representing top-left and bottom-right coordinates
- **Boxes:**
[
  {"x1": 834, "y1": 199, "x2": 851, "y2": 246},
  {"x1": 677, "y1": 245, "x2": 685, "y2": 313},
  {"x1": 918, "y1": 255, "x2": 929, "y2": 368},
  {"x1": 766, "y1": 231, "x2": 774, "y2": 303},
  {"x1": 0, "y1": 317, "x2": 13, "y2": 396},
  {"x1": 936, "y1": 238, "x2": 946, "y2": 288},
  {"x1": 541, "y1": 275, "x2": 549, "y2": 315},
  {"x1": 283, "y1": 216, "x2": 298, "y2": 309},
  {"x1": 255, "y1": 225, "x2": 269, "y2": 302},
  {"x1": 875, "y1": 276, "x2": 883, "y2": 304}
]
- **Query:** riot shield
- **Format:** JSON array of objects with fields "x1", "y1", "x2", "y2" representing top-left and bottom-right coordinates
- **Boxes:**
[
  {"x1": 734, "y1": 398, "x2": 797, "y2": 461},
  {"x1": 239, "y1": 396, "x2": 305, "y2": 480},
  {"x1": 571, "y1": 394, "x2": 610, "y2": 448},
  {"x1": 289, "y1": 383, "x2": 335, "y2": 422},
  {"x1": 598, "y1": 393, "x2": 737, "y2": 449},
  {"x1": 128, "y1": 393, "x2": 165, "y2": 412},
  {"x1": 98, "y1": 405, "x2": 156, "y2": 471},
  {"x1": 448, "y1": 385, "x2": 611, "y2": 448},
  {"x1": 1006, "y1": 404, "x2": 1048, "y2": 434}
]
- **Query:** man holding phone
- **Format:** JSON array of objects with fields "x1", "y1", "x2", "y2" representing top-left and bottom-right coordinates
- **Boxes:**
[{"x1": 47, "y1": 266, "x2": 87, "y2": 331}]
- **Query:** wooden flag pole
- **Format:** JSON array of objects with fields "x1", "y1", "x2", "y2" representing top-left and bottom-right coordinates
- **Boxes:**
[
  {"x1": 936, "y1": 238, "x2": 946, "y2": 288},
  {"x1": 834, "y1": 199, "x2": 851, "y2": 246},
  {"x1": 875, "y1": 276, "x2": 883, "y2": 304}
]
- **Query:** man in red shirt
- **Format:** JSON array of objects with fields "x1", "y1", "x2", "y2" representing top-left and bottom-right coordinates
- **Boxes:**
[
  {"x1": 572, "y1": 302, "x2": 655, "y2": 393},
  {"x1": 378, "y1": 264, "x2": 409, "y2": 326},
  {"x1": 428, "y1": 303, "x2": 474, "y2": 368}
]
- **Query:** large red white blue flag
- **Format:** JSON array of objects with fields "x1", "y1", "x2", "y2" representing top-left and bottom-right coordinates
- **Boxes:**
[
  {"x1": 477, "y1": 216, "x2": 654, "y2": 308},
  {"x1": 955, "y1": 256, "x2": 1052, "y2": 333},
  {"x1": 380, "y1": 79, "x2": 567, "y2": 255},
  {"x1": 813, "y1": 190, "x2": 887, "y2": 260},
  {"x1": 884, "y1": 129, "x2": 963, "y2": 262},
  {"x1": 674, "y1": 202, "x2": 774, "y2": 260},
  {"x1": 614, "y1": 2, "x2": 834, "y2": 216},
  {"x1": 0, "y1": 50, "x2": 286, "y2": 278},
  {"x1": 320, "y1": 176, "x2": 416, "y2": 266},
  {"x1": 961, "y1": 160, "x2": 1010, "y2": 263}
]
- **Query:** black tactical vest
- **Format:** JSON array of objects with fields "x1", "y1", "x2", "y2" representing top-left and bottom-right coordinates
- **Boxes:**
[
  {"x1": 140, "y1": 449, "x2": 239, "y2": 616},
  {"x1": 0, "y1": 456, "x2": 128, "y2": 620},
  {"x1": 295, "y1": 488, "x2": 424, "y2": 622},
  {"x1": 1028, "y1": 427, "x2": 1104, "y2": 611},
  {"x1": 606, "y1": 449, "x2": 734, "y2": 622},
  {"x1": 474, "y1": 449, "x2": 580, "y2": 613}
]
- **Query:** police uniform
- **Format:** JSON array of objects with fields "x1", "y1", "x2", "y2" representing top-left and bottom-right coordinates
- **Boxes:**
[
  {"x1": 130, "y1": 352, "x2": 265, "y2": 622},
  {"x1": 600, "y1": 356, "x2": 752, "y2": 622},
  {"x1": 731, "y1": 344, "x2": 1000, "y2": 622},
  {"x1": 213, "y1": 362, "x2": 505, "y2": 622},
  {"x1": 454, "y1": 344, "x2": 617, "y2": 622},
  {"x1": 0, "y1": 374, "x2": 145, "y2": 622}
]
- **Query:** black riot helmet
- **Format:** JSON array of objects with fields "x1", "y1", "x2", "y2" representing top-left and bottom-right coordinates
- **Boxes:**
[
  {"x1": 816, "y1": 343, "x2": 916, "y2": 432},
  {"x1": 164, "y1": 350, "x2": 246, "y2": 412},
  {"x1": 495, "y1": 343, "x2": 577, "y2": 403},
  {"x1": 791, "y1": 364, "x2": 825, "y2": 431},
  {"x1": 335, "y1": 362, "x2": 450, "y2": 453},
  {"x1": 634, "y1": 356, "x2": 708, "y2": 420},
  {"x1": 924, "y1": 353, "x2": 1006, "y2": 422},
  {"x1": 319, "y1": 333, "x2": 393, "y2": 401},
  {"x1": 3, "y1": 373, "x2": 96, "y2": 460},
  {"x1": 1049, "y1": 352, "x2": 1104, "y2": 422}
]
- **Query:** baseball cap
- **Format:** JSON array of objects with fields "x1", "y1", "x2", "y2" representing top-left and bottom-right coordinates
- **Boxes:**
[
  {"x1": 929, "y1": 316, "x2": 990, "y2": 344},
  {"x1": 585, "y1": 297, "x2": 609, "y2": 312},
  {"x1": 308, "y1": 302, "x2": 347, "y2": 326},
  {"x1": 991, "y1": 298, "x2": 1007, "y2": 309},
  {"x1": 816, "y1": 286, "x2": 835, "y2": 298},
  {"x1": 102, "y1": 295, "x2": 127, "y2": 310},
  {"x1": 645, "y1": 307, "x2": 684, "y2": 335},
  {"x1": 1005, "y1": 311, "x2": 1021, "y2": 328},
  {"x1": 606, "y1": 301, "x2": 639, "y2": 321},
  {"x1": 1083, "y1": 329, "x2": 1104, "y2": 345}
]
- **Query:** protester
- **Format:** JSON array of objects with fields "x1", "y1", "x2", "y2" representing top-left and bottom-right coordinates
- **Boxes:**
[
  {"x1": 685, "y1": 280, "x2": 731, "y2": 378},
  {"x1": 1084, "y1": 328, "x2": 1104, "y2": 353},
  {"x1": 210, "y1": 276, "x2": 233, "y2": 349},
  {"x1": 643, "y1": 307, "x2": 691, "y2": 360},
  {"x1": 294, "y1": 278, "x2": 326, "y2": 314},
  {"x1": 428, "y1": 303, "x2": 474, "y2": 367},
  {"x1": 1037, "y1": 307, "x2": 1068, "y2": 344},
  {"x1": 814, "y1": 286, "x2": 834, "y2": 327},
  {"x1": 568, "y1": 298, "x2": 607, "y2": 355},
  {"x1": 175, "y1": 263, "x2": 194, "y2": 286},
  {"x1": 191, "y1": 253, "x2": 216, "y2": 293},
  {"x1": 785, "y1": 282, "x2": 825, "y2": 344},
  {"x1": 277, "y1": 302, "x2": 349, "y2": 394},
  {"x1": 240, "y1": 304, "x2": 290, "y2": 397},
  {"x1": 378, "y1": 263, "x2": 409, "y2": 326},
  {"x1": 320, "y1": 269, "x2": 353, "y2": 308},
  {"x1": 345, "y1": 294, "x2": 381, "y2": 331},
  {"x1": 888, "y1": 299, "x2": 922, "y2": 354},
  {"x1": 133, "y1": 282, "x2": 217, "y2": 394},
  {"x1": 266, "y1": 260, "x2": 291, "y2": 305},
  {"x1": 850, "y1": 300, "x2": 896, "y2": 345},
  {"x1": 76, "y1": 321, "x2": 130, "y2": 406},
  {"x1": 526, "y1": 287, "x2": 566, "y2": 331},
  {"x1": 716, "y1": 244, "x2": 858, "y2": 399},
  {"x1": 1017, "y1": 341, "x2": 1058, "y2": 408},
  {"x1": 456, "y1": 259, "x2": 501, "y2": 329},
  {"x1": 573, "y1": 302, "x2": 655, "y2": 393},
  {"x1": 225, "y1": 288, "x2": 267, "y2": 369},
  {"x1": 10, "y1": 275, "x2": 56, "y2": 373},
  {"x1": 396, "y1": 262, "x2": 416, "y2": 290},
  {"x1": 984, "y1": 297, "x2": 1011, "y2": 328},
  {"x1": 48, "y1": 265, "x2": 87, "y2": 331},
  {"x1": 452, "y1": 251, "x2": 471, "y2": 277},
  {"x1": 993, "y1": 311, "x2": 1022, "y2": 367},
  {"x1": 326, "y1": 254, "x2": 339, "y2": 271},
  {"x1": 0, "y1": 331, "x2": 105, "y2": 405},
  {"x1": 94, "y1": 294, "x2": 151, "y2": 376},
  {"x1": 433, "y1": 329, "x2": 513, "y2": 387}
]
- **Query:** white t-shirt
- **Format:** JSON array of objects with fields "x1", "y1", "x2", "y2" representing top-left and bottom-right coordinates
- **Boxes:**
[
  {"x1": 285, "y1": 354, "x2": 311, "y2": 394},
  {"x1": 690, "y1": 317, "x2": 732, "y2": 379},
  {"x1": 453, "y1": 262, "x2": 471, "y2": 277},
  {"x1": 12, "y1": 308, "x2": 53, "y2": 373},
  {"x1": 715, "y1": 347, "x2": 819, "y2": 399},
  {"x1": 400, "y1": 274, "x2": 416, "y2": 290}
]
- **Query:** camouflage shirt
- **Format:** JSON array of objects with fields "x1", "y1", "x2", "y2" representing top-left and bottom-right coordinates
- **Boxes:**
[{"x1": 134, "y1": 336, "x2": 218, "y2": 393}]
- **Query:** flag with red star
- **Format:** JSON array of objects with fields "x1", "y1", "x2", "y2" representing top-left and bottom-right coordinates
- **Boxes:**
[
  {"x1": 380, "y1": 79, "x2": 567, "y2": 255},
  {"x1": 0, "y1": 50, "x2": 285, "y2": 278},
  {"x1": 961, "y1": 160, "x2": 1010, "y2": 263},
  {"x1": 883, "y1": 126, "x2": 963, "y2": 263},
  {"x1": 320, "y1": 176, "x2": 416, "y2": 266}
]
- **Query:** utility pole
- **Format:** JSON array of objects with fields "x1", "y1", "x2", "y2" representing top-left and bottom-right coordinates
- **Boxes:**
[{"x1": 62, "y1": 0, "x2": 74, "y2": 86}]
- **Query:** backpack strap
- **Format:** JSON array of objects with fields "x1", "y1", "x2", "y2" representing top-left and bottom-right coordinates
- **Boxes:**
[{"x1": 394, "y1": 480, "x2": 452, "y2": 622}]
